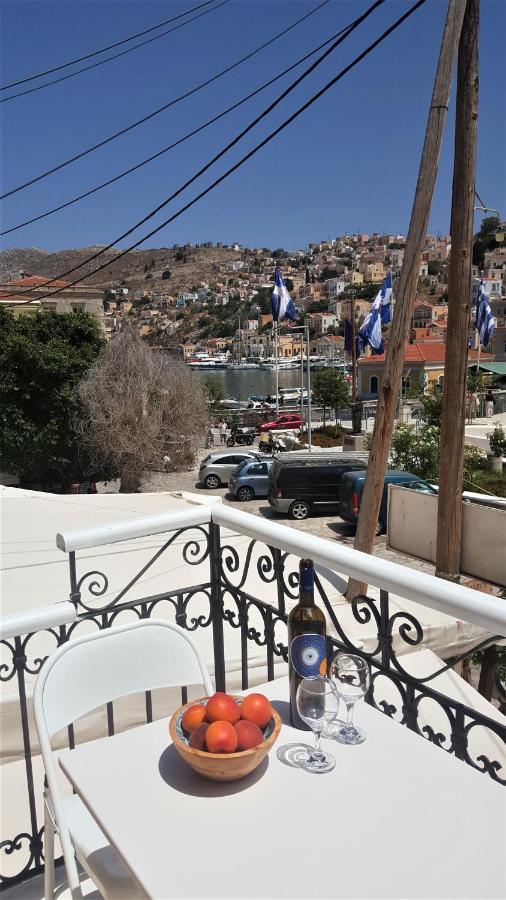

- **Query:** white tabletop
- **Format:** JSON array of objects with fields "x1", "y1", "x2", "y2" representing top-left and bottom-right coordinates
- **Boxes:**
[{"x1": 59, "y1": 678, "x2": 505, "y2": 899}]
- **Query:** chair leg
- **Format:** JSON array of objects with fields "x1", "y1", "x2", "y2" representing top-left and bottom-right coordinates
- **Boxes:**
[{"x1": 44, "y1": 797, "x2": 55, "y2": 899}]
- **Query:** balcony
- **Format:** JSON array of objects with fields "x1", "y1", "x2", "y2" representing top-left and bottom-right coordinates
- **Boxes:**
[{"x1": 1, "y1": 500, "x2": 505, "y2": 896}]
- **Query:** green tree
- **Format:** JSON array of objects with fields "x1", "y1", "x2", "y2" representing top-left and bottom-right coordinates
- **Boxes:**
[
  {"x1": 473, "y1": 216, "x2": 499, "y2": 269},
  {"x1": 312, "y1": 369, "x2": 349, "y2": 429},
  {"x1": 203, "y1": 375, "x2": 225, "y2": 416},
  {"x1": 0, "y1": 309, "x2": 106, "y2": 488},
  {"x1": 419, "y1": 387, "x2": 443, "y2": 427}
]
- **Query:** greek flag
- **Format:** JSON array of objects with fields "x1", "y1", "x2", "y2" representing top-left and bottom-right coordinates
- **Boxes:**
[
  {"x1": 378, "y1": 272, "x2": 392, "y2": 325},
  {"x1": 356, "y1": 272, "x2": 392, "y2": 355},
  {"x1": 272, "y1": 268, "x2": 297, "y2": 322},
  {"x1": 475, "y1": 279, "x2": 495, "y2": 347}
]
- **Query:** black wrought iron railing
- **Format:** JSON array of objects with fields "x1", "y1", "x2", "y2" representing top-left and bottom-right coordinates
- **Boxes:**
[{"x1": 1, "y1": 512, "x2": 505, "y2": 889}]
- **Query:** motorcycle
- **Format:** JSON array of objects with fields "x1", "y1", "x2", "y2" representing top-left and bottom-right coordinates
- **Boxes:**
[{"x1": 226, "y1": 425, "x2": 256, "y2": 447}]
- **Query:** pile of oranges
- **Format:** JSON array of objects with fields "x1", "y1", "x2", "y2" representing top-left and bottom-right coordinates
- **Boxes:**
[{"x1": 181, "y1": 691, "x2": 273, "y2": 753}]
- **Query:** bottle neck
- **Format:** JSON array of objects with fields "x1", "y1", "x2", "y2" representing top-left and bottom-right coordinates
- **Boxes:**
[{"x1": 298, "y1": 589, "x2": 315, "y2": 607}]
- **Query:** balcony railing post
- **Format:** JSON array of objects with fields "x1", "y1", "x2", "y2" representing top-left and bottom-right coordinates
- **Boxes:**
[
  {"x1": 209, "y1": 522, "x2": 226, "y2": 691},
  {"x1": 68, "y1": 551, "x2": 81, "y2": 609},
  {"x1": 273, "y1": 548, "x2": 286, "y2": 616},
  {"x1": 13, "y1": 635, "x2": 44, "y2": 876},
  {"x1": 379, "y1": 590, "x2": 392, "y2": 670}
]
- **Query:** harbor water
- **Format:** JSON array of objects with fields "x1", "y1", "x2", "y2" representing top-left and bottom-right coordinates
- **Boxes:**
[{"x1": 195, "y1": 367, "x2": 305, "y2": 401}]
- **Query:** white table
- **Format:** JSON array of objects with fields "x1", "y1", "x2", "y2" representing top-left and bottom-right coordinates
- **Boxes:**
[{"x1": 59, "y1": 678, "x2": 505, "y2": 899}]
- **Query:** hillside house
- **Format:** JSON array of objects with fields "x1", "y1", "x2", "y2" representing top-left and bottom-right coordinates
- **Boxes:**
[{"x1": 358, "y1": 342, "x2": 491, "y2": 399}]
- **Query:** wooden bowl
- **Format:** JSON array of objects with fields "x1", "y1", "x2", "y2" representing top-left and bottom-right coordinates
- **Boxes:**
[{"x1": 169, "y1": 696, "x2": 282, "y2": 782}]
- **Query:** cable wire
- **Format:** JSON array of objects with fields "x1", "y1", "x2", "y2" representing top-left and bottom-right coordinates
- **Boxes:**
[
  {"x1": 1, "y1": 1, "x2": 230, "y2": 103},
  {"x1": 11, "y1": 0, "x2": 383, "y2": 299},
  {"x1": 0, "y1": 0, "x2": 331, "y2": 200},
  {"x1": 15, "y1": 0, "x2": 427, "y2": 304},
  {"x1": 2, "y1": 21, "x2": 350, "y2": 235},
  {"x1": 0, "y1": 0, "x2": 219, "y2": 90}
]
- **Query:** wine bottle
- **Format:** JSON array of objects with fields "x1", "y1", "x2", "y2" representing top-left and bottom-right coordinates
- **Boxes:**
[{"x1": 287, "y1": 558, "x2": 327, "y2": 729}]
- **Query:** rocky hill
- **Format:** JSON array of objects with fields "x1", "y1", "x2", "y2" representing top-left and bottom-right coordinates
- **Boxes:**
[{"x1": 0, "y1": 244, "x2": 242, "y2": 294}]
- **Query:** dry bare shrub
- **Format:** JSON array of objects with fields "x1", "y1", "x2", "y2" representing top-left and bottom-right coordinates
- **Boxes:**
[{"x1": 77, "y1": 327, "x2": 208, "y2": 491}]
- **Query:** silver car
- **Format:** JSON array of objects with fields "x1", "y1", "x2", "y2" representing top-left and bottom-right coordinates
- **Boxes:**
[{"x1": 199, "y1": 450, "x2": 262, "y2": 489}]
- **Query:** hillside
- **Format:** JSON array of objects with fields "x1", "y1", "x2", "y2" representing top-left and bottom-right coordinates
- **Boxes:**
[{"x1": 0, "y1": 244, "x2": 242, "y2": 294}]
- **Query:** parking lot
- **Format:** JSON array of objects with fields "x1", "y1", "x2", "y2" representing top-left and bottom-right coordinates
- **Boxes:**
[{"x1": 133, "y1": 447, "x2": 436, "y2": 574}]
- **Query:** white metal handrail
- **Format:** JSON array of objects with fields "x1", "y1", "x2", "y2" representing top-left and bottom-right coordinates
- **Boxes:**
[{"x1": 53, "y1": 503, "x2": 506, "y2": 637}]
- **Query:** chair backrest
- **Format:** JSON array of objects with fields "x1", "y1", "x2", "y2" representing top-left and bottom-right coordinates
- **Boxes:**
[
  {"x1": 35, "y1": 619, "x2": 214, "y2": 738},
  {"x1": 33, "y1": 620, "x2": 213, "y2": 897}
]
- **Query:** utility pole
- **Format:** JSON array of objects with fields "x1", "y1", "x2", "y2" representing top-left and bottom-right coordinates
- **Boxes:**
[
  {"x1": 436, "y1": 0, "x2": 479, "y2": 581},
  {"x1": 347, "y1": 0, "x2": 467, "y2": 600}
]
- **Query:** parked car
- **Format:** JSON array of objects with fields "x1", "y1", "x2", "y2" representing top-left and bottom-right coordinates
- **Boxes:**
[
  {"x1": 199, "y1": 451, "x2": 266, "y2": 489},
  {"x1": 229, "y1": 458, "x2": 274, "y2": 501},
  {"x1": 339, "y1": 470, "x2": 436, "y2": 535},
  {"x1": 268, "y1": 453, "x2": 368, "y2": 519},
  {"x1": 259, "y1": 413, "x2": 303, "y2": 433}
]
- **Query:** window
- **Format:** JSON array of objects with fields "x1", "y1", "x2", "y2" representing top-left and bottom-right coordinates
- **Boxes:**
[
  {"x1": 71, "y1": 304, "x2": 85, "y2": 313},
  {"x1": 370, "y1": 376, "x2": 379, "y2": 395},
  {"x1": 248, "y1": 464, "x2": 267, "y2": 475}
]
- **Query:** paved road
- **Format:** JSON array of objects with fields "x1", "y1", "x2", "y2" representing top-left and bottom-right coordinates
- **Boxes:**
[{"x1": 137, "y1": 449, "x2": 436, "y2": 577}]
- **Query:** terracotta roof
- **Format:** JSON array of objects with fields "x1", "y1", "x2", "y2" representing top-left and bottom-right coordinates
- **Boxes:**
[
  {"x1": 358, "y1": 341, "x2": 493, "y2": 365},
  {"x1": 1, "y1": 276, "x2": 71, "y2": 288}
]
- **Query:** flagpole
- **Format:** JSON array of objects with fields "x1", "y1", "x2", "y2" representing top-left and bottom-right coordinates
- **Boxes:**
[
  {"x1": 305, "y1": 321, "x2": 312, "y2": 452},
  {"x1": 274, "y1": 320, "x2": 279, "y2": 417}
]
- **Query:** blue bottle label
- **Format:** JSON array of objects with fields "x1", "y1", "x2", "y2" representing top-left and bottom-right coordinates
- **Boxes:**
[{"x1": 290, "y1": 633, "x2": 326, "y2": 678}]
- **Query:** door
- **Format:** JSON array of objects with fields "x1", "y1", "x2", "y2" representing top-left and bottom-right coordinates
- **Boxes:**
[
  {"x1": 247, "y1": 462, "x2": 269, "y2": 495},
  {"x1": 312, "y1": 465, "x2": 344, "y2": 507},
  {"x1": 221, "y1": 454, "x2": 250, "y2": 480}
]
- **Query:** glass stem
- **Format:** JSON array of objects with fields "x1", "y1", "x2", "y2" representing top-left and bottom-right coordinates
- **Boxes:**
[
  {"x1": 345, "y1": 702, "x2": 355, "y2": 728},
  {"x1": 313, "y1": 730, "x2": 322, "y2": 755}
]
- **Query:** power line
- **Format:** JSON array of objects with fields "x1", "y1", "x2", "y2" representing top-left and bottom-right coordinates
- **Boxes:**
[
  {"x1": 0, "y1": 0, "x2": 219, "y2": 91},
  {"x1": 0, "y1": 0, "x2": 332, "y2": 200},
  {"x1": 1, "y1": 1, "x2": 230, "y2": 103},
  {"x1": 16, "y1": 0, "x2": 427, "y2": 305},
  {"x1": 2, "y1": 22, "x2": 349, "y2": 235},
  {"x1": 12, "y1": 0, "x2": 383, "y2": 300}
]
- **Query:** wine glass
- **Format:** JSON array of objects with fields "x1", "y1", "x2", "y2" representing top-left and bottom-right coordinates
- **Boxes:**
[
  {"x1": 331, "y1": 652, "x2": 370, "y2": 745},
  {"x1": 295, "y1": 677, "x2": 338, "y2": 773}
]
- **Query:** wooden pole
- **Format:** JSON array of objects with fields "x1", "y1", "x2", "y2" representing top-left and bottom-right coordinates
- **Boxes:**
[
  {"x1": 347, "y1": 0, "x2": 467, "y2": 600},
  {"x1": 436, "y1": 0, "x2": 479, "y2": 581}
]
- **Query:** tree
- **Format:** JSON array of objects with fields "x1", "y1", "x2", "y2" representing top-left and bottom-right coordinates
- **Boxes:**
[
  {"x1": 473, "y1": 216, "x2": 499, "y2": 269},
  {"x1": 427, "y1": 261, "x2": 443, "y2": 276},
  {"x1": 203, "y1": 375, "x2": 224, "y2": 416},
  {"x1": 162, "y1": 270, "x2": 171, "y2": 280},
  {"x1": 305, "y1": 267, "x2": 311, "y2": 285},
  {"x1": 77, "y1": 328, "x2": 208, "y2": 492},
  {"x1": 0, "y1": 309, "x2": 105, "y2": 488},
  {"x1": 312, "y1": 369, "x2": 349, "y2": 429}
]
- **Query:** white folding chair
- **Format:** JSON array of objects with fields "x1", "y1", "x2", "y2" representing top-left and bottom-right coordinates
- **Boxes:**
[{"x1": 34, "y1": 619, "x2": 213, "y2": 899}]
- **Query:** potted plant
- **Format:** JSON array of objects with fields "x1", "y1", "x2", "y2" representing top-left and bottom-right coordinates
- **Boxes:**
[{"x1": 487, "y1": 423, "x2": 506, "y2": 472}]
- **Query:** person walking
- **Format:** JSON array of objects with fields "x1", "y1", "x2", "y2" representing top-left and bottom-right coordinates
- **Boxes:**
[
  {"x1": 219, "y1": 420, "x2": 227, "y2": 445},
  {"x1": 205, "y1": 425, "x2": 215, "y2": 449},
  {"x1": 485, "y1": 389, "x2": 494, "y2": 418}
]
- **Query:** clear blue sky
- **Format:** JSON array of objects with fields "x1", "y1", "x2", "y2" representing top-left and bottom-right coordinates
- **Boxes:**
[{"x1": 1, "y1": 0, "x2": 505, "y2": 253}]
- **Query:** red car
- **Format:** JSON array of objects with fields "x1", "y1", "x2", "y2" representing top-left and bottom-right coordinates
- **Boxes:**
[{"x1": 259, "y1": 413, "x2": 303, "y2": 433}]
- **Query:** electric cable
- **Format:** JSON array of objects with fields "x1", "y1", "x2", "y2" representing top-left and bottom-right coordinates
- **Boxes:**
[
  {"x1": 1, "y1": 1, "x2": 230, "y2": 103},
  {"x1": 2, "y1": 19, "x2": 352, "y2": 235},
  {"x1": 1, "y1": 0, "x2": 220, "y2": 90},
  {"x1": 0, "y1": 0, "x2": 332, "y2": 200},
  {"x1": 14, "y1": 0, "x2": 426, "y2": 305},
  {"x1": 11, "y1": 0, "x2": 384, "y2": 298}
]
